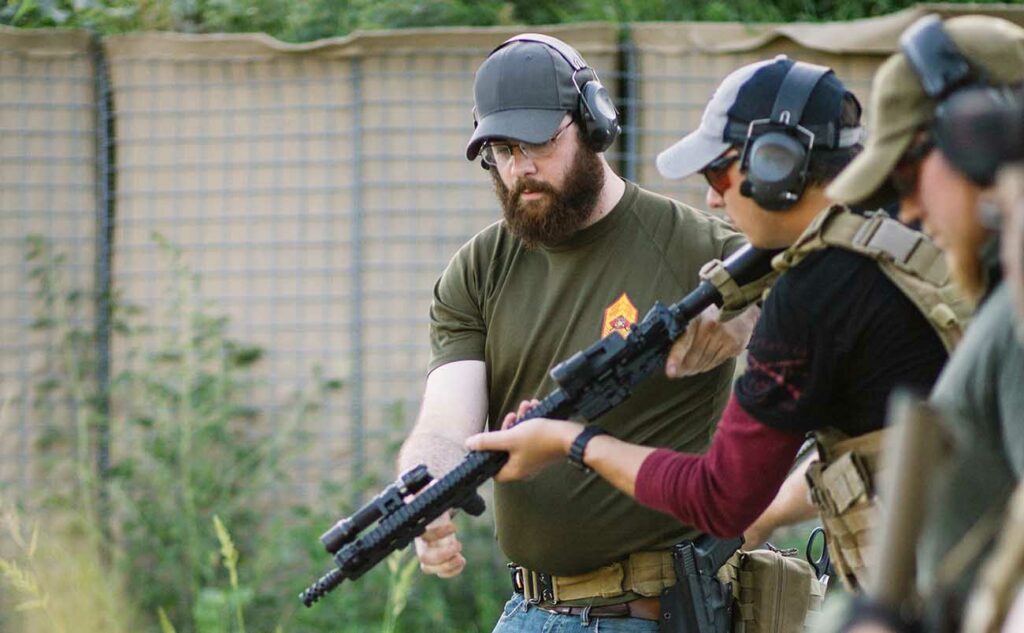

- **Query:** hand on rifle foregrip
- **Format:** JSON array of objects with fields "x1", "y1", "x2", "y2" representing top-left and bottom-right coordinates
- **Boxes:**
[
  {"x1": 665, "y1": 303, "x2": 758, "y2": 378},
  {"x1": 414, "y1": 510, "x2": 465, "y2": 578}
]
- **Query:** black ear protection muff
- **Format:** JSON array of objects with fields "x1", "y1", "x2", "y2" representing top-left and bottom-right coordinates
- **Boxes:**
[
  {"x1": 900, "y1": 14, "x2": 1016, "y2": 186},
  {"x1": 932, "y1": 88, "x2": 1024, "y2": 187},
  {"x1": 489, "y1": 34, "x2": 621, "y2": 152},
  {"x1": 737, "y1": 62, "x2": 831, "y2": 211}
]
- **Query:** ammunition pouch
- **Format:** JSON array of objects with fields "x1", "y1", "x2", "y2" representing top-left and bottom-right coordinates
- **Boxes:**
[
  {"x1": 717, "y1": 546, "x2": 826, "y2": 633},
  {"x1": 806, "y1": 428, "x2": 887, "y2": 592}
]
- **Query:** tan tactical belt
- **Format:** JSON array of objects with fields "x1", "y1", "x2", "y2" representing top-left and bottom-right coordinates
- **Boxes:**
[{"x1": 509, "y1": 549, "x2": 676, "y2": 604}]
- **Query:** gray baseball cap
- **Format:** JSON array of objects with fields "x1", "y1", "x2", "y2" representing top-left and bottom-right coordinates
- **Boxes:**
[{"x1": 465, "y1": 36, "x2": 586, "y2": 160}]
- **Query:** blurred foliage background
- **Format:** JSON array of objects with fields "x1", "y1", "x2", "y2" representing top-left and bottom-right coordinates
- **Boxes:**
[{"x1": 0, "y1": 0, "x2": 1016, "y2": 41}]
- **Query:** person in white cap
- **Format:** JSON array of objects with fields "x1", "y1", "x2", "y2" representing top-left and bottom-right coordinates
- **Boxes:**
[
  {"x1": 399, "y1": 34, "x2": 758, "y2": 632},
  {"x1": 469, "y1": 55, "x2": 964, "y2": 594}
]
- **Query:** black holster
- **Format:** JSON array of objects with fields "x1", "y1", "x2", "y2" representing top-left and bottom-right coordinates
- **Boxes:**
[{"x1": 658, "y1": 535, "x2": 741, "y2": 633}]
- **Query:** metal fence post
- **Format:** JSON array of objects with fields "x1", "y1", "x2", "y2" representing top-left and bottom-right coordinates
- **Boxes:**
[
  {"x1": 350, "y1": 57, "x2": 366, "y2": 500},
  {"x1": 91, "y1": 33, "x2": 114, "y2": 497},
  {"x1": 621, "y1": 26, "x2": 640, "y2": 183}
]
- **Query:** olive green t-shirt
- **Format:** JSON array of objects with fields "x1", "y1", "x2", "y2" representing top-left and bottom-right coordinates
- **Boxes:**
[{"x1": 429, "y1": 180, "x2": 745, "y2": 575}]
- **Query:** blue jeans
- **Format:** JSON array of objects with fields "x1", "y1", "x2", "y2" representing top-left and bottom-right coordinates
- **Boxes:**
[{"x1": 491, "y1": 594, "x2": 660, "y2": 633}]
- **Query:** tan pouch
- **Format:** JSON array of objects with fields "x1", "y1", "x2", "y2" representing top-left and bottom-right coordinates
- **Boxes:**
[{"x1": 717, "y1": 547, "x2": 825, "y2": 633}]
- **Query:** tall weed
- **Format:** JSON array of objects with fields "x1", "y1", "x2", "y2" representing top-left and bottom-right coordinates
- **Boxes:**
[{"x1": 11, "y1": 235, "x2": 508, "y2": 633}]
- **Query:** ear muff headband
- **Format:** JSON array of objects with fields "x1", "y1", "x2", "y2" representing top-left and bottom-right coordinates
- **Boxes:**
[
  {"x1": 488, "y1": 34, "x2": 621, "y2": 152},
  {"x1": 900, "y1": 15, "x2": 979, "y2": 100},
  {"x1": 739, "y1": 62, "x2": 831, "y2": 211}
]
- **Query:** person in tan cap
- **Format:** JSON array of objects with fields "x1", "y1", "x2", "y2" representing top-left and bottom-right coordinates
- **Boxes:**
[{"x1": 825, "y1": 14, "x2": 1024, "y2": 633}]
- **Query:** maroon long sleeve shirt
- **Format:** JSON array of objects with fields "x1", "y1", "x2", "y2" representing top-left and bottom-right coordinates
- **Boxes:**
[{"x1": 633, "y1": 395, "x2": 805, "y2": 538}]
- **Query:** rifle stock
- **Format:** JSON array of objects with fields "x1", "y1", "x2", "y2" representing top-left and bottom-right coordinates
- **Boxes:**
[{"x1": 867, "y1": 390, "x2": 950, "y2": 609}]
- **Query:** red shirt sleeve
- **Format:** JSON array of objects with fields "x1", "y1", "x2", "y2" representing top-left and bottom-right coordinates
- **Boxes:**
[{"x1": 633, "y1": 395, "x2": 804, "y2": 537}]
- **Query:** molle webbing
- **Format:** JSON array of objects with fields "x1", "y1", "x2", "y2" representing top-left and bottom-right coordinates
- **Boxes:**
[
  {"x1": 772, "y1": 206, "x2": 972, "y2": 352},
  {"x1": 699, "y1": 258, "x2": 780, "y2": 321},
  {"x1": 716, "y1": 548, "x2": 826, "y2": 633},
  {"x1": 806, "y1": 428, "x2": 887, "y2": 593}
]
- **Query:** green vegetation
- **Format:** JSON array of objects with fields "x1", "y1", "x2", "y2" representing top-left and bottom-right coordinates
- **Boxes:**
[
  {"x1": 1, "y1": 0, "x2": 1016, "y2": 42},
  {"x1": 2, "y1": 236, "x2": 507, "y2": 633}
]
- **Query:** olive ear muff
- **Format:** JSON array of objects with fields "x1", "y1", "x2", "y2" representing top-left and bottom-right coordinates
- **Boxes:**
[
  {"x1": 489, "y1": 34, "x2": 620, "y2": 152},
  {"x1": 738, "y1": 62, "x2": 830, "y2": 211},
  {"x1": 933, "y1": 86, "x2": 1024, "y2": 186}
]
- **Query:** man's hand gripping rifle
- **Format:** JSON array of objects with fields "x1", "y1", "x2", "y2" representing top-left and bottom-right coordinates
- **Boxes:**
[{"x1": 300, "y1": 244, "x2": 777, "y2": 607}]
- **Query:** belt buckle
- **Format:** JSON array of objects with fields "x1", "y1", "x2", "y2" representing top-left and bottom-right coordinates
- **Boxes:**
[
  {"x1": 507, "y1": 564, "x2": 557, "y2": 604},
  {"x1": 537, "y1": 572, "x2": 557, "y2": 603},
  {"x1": 508, "y1": 564, "x2": 535, "y2": 603}
]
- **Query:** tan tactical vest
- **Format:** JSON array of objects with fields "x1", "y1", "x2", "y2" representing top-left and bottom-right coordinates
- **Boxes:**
[
  {"x1": 779, "y1": 205, "x2": 973, "y2": 593},
  {"x1": 772, "y1": 205, "x2": 972, "y2": 351},
  {"x1": 961, "y1": 482, "x2": 1024, "y2": 633}
]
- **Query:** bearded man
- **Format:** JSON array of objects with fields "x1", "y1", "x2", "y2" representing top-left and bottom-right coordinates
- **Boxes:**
[{"x1": 396, "y1": 34, "x2": 756, "y2": 633}]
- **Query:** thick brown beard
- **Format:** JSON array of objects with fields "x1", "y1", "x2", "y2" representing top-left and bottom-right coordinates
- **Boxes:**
[{"x1": 490, "y1": 141, "x2": 605, "y2": 249}]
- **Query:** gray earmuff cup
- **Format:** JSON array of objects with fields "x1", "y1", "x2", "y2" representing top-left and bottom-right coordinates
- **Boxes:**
[
  {"x1": 580, "y1": 80, "x2": 620, "y2": 151},
  {"x1": 745, "y1": 132, "x2": 808, "y2": 210}
]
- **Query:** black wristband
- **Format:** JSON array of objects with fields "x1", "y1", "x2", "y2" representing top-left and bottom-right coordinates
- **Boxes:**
[{"x1": 568, "y1": 425, "x2": 608, "y2": 472}]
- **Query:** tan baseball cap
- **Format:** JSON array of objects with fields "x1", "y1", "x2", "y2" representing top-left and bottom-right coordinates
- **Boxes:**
[{"x1": 828, "y1": 15, "x2": 1024, "y2": 204}]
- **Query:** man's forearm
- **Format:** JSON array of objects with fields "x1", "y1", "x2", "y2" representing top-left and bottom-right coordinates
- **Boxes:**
[
  {"x1": 398, "y1": 430, "x2": 471, "y2": 475},
  {"x1": 745, "y1": 452, "x2": 818, "y2": 539},
  {"x1": 400, "y1": 360, "x2": 488, "y2": 475},
  {"x1": 584, "y1": 435, "x2": 656, "y2": 497}
]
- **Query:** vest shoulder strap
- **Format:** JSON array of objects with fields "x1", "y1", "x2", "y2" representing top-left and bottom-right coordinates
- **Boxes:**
[{"x1": 772, "y1": 206, "x2": 973, "y2": 351}]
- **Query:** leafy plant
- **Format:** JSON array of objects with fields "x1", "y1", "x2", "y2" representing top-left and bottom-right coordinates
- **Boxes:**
[
  {"x1": 3, "y1": 0, "x2": 1012, "y2": 41},
  {"x1": 18, "y1": 234, "x2": 509, "y2": 633}
]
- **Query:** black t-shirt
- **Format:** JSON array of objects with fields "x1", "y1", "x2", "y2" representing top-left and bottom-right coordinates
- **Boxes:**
[{"x1": 735, "y1": 248, "x2": 948, "y2": 436}]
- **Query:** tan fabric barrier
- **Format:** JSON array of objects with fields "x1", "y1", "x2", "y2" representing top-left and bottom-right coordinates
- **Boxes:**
[
  {"x1": 102, "y1": 24, "x2": 618, "y2": 496},
  {"x1": 0, "y1": 26, "x2": 97, "y2": 492}
]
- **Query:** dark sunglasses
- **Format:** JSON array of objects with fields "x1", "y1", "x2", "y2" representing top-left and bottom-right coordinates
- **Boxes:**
[
  {"x1": 702, "y1": 154, "x2": 740, "y2": 195},
  {"x1": 891, "y1": 136, "x2": 936, "y2": 197}
]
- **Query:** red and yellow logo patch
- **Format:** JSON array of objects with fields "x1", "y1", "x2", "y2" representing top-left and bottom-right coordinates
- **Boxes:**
[{"x1": 602, "y1": 293, "x2": 639, "y2": 338}]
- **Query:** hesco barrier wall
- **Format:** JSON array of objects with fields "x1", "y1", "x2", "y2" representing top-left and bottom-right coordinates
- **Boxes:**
[{"x1": 1, "y1": 4, "x2": 1021, "y2": 500}]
